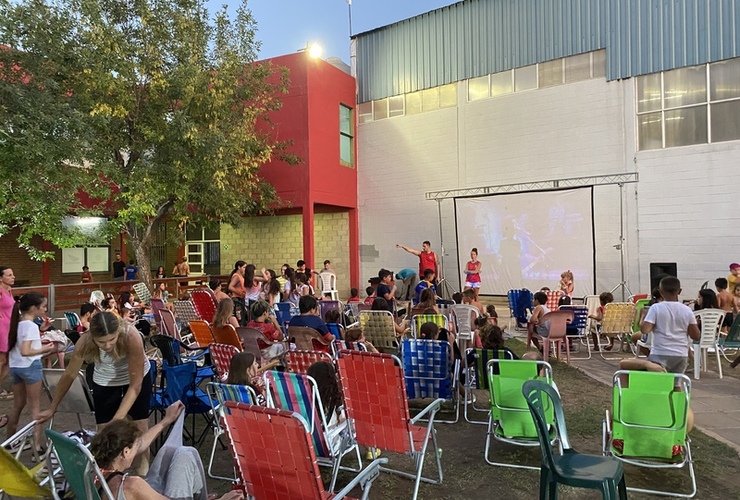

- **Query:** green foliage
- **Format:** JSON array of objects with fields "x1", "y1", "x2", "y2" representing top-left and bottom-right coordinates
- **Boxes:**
[{"x1": 0, "y1": 0, "x2": 289, "y2": 278}]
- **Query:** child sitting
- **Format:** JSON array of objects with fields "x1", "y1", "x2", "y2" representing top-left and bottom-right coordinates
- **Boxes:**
[
  {"x1": 344, "y1": 327, "x2": 379, "y2": 353},
  {"x1": 324, "y1": 309, "x2": 345, "y2": 340},
  {"x1": 347, "y1": 288, "x2": 360, "y2": 303},
  {"x1": 526, "y1": 291, "x2": 550, "y2": 351},
  {"x1": 588, "y1": 291, "x2": 614, "y2": 350},
  {"x1": 461, "y1": 289, "x2": 485, "y2": 316},
  {"x1": 226, "y1": 351, "x2": 266, "y2": 403},
  {"x1": 486, "y1": 304, "x2": 498, "y2": 326},
  {"x1": 246, "y1": 300, "x2": 285, "y2": 362},
  {"x1": 363, "y1": 286, "x2": 376, "y2": 305}
]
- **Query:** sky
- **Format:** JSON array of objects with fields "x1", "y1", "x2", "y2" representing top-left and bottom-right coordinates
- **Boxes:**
[{"x1": 205, "y1": 0, "x2": 459, "y2": 63}]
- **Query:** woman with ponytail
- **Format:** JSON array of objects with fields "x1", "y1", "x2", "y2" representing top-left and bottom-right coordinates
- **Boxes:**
[
  {"x1": 6, "y1": 292, "x2": 56, "y2": 452},
  {"x1": 39, "y1": 311, "x2": 151, "y2": 473}
]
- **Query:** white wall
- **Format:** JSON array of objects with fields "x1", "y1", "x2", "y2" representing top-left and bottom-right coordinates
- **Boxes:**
[{"x1": 357, "y1": 75, "x2": 740, "y2": 298}]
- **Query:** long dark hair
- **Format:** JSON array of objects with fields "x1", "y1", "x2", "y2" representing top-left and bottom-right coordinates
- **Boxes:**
[
  {"x1": 8, "y1": 292, "x2": 46, "y2": 352},
  {"x1": 307, "y1": 361, "x2": 342, "y2": 417},
  {"x1": 244, "y1": 264, "x2": 256, "y2": 287},
  {"x1": 229, "y1": 260, "x2": 246, "y2": 280},
  {"x1": 226, "y1": 351, "x2": 256, "y2": 387},
  {"x1": 697, "y1": 289, "x2": 718, "y2": 310}
]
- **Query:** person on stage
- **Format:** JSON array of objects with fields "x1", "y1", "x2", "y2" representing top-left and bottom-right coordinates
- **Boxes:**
[{"x1": 463, "y1": 248, "x2": 482, "y2": 301}]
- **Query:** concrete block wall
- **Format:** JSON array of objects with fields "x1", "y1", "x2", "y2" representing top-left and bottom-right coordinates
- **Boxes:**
[
  {"x1": 220, "y1": 215, "x2": 304, "y2": 275},
  {"x1": 358, "y1": 77, "x2": 636, "y2": 296},
  {"x1": 314, "y1": 212, "x2": 351, "y2": 297}
]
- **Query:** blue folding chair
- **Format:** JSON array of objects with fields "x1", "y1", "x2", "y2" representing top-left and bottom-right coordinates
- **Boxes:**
[
  {"x1": 560, "y1": 305, "x2": 591, "y2": 359},
  {"x1": 274, "y1": 302, "x2": 295, "y2": 334},
  {"x1": 507, "y1": 289, "x2": 533, "y2": 331},
  {"x1": 402, "y1": 338, "x2": 459, "y2": 423},
  {"x1": 161, "y1": 360, "x2": 214, "y2": 447}
]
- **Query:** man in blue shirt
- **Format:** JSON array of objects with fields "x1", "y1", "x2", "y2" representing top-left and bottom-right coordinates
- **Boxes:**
[
  {"x1": 124, "y1": 260, "x2": 138, "y2": 281},
  {"x1": 394, "y1": 268, "x2": 417, "y2": 301},
  {"x1": 288, "y1": 295, "x2": 335, "y2": 342}
]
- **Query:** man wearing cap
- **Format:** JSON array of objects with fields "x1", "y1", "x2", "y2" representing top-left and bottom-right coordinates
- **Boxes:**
[{"x1": 729, "y1": 263, "x2": 740, "y2": 295}]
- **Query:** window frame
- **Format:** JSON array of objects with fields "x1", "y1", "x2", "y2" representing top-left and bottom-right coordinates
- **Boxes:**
[{"x1": 339, "y1": 103, "x2": 354, "y2": 167}]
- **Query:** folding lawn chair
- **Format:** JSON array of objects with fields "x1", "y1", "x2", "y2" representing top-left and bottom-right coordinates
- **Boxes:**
[
  {"x1": 288, "y1": 325, "x2": 331, "y2": 352},
  {"x1": 331, "y1": 340, "x2": 368, "y2": 358},
  {"x1": 149, "y1": 334, "x2": 214, "y2": 383},
  {"x1": 283, "y1": 350, "x2": 333, "y2": 374},
  {"x1": 149, "y1": 297, "x2": 167, "y2": 333},
  {"x1": 583, "y1": 294, "x2": 601, "y2": 331},
  {"x1": 132, "y1": 282, "x2": 151, "y2": 304},
  {"x1": 411, "y1": 313, "x2": 448, "y2": 338},
  {"x1": 212, "y1": 324, "x2": 243, "y2": 351},
  {"x1": 264, "y1": 370, "x2": 362, "y2": 492},
  {"x1": 401, "y1": 338, "x2": 460, "y2": 423},
  {"x1": 359, "y1": 310, "x2": 399, "y2": 354},
  {"x1": 559, "y1": 305, "x2": 591, "y2": 359},
  {"x1": 485, "y1": 358, "x2": 556, "y2": 469},
  {"x1": 693, "y1": 308, "x2": 725, "y2": 379},
  {"x1": 172, "y1": 299, "x2": 201, "y2": 326},
  {"x1": 188, "y1": 319, "x2": 216, "y2": 348},
  {"x1": 603, "y1": 370, "x2": 695, "y2": 498},
  {"x1": 0, "y1": 421, "x2": 54, "y2": 498},
  {"x1": 507, "y1": 289, "x2": 533, "y2": 331},
  {"x1": 598, "y1": 302, "x2": 636, "y2": 359},
  {"x1": 89, "y1": 290, "x2": 105, "y2": 309},
  {"x1": 273, "y1": 302, "x2": 295, "y2": 333},
  {"x1": 223, "y1": 402, "x2": 385, "y2": 499},
  {"x1": 42, "y1": 369, "x2": 95, "y2": 431},
  {"x1": 336, "y1": 350, "x2": 444, "y2": 500},
  {"x1": 524, "y1": 380, "x2": 627, "y2": 500},
  {"x1": 462, "y1": 348, "x2": 516, "y2": 424},
  {"x1": 205, "y1": 382, "x2": 257, "y2": 481},
  {"x1": 545, "y1": 290, "x2": 563, "y2": 311},
  {"x1": 209, "y1": 343, "x2": 240, "y2": 381},
  {"x1": 63, "y1": 312, "x2": 81, "y2": 332},
  {"x1": 718, "y1": 314, "x2": 740, "y2": 362},
  {"x1": 160, "y1": 308, "x2": 194, "y2": 346},
  {"x1": 319, "y1": 300, "x2": 342, "y2": 321},
  {"x1": 45, "y1": 428, "x2": 115, "y2": 500},
  {"x1": 191, "y1": 289, "x2": 218, "y2": 323}
]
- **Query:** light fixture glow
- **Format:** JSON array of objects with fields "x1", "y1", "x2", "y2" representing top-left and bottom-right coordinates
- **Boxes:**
[{"x1": 308, "y1": 43, "x2": 323, "y2": 59}]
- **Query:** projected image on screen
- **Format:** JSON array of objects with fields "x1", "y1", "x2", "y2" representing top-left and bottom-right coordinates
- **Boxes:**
[{"x1": 455, "y1": 188, "x2": 594, "y2": 297}]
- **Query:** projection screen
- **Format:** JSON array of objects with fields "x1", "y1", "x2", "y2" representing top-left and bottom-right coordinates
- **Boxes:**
[{"x1": 454, "y1": 188, "x2": 595, "y2": 297}]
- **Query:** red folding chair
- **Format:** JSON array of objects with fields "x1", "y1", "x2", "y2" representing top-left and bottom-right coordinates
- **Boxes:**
[
  {"x1": 209, "y1": 343, "x2": 240, "y2": 381},
  {"x1": 191, "y1": 288, "x2": 218, "y2": 323},
  {"x1": 545, "y1": 290, "x2": 563, "y2": 311},
  {"x1": 283, "y1": 350, "x2": 333, "y2": 374},
  {"x1": 336, "y1": 350, "x2": 444, "y2": 500},
  {"x1": 222, "y1": 402, "x2": 385, "y2": 499}
]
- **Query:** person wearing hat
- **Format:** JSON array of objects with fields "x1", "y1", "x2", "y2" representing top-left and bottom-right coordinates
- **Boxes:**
[{"x1": 729, "y1": 263, "x2": 740, "y2": 295}]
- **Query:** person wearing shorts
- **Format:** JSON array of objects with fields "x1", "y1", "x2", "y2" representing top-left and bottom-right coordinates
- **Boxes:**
[
  {"x1": 39, "y1": 311, "x2": 152, "y2": 474},
  {"x1": 463, "y1": 248, "x2": 482, "y2": 300}
]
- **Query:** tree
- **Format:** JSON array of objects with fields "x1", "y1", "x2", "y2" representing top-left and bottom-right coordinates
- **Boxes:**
[{"x1": 0, "y1": 0, "x2": 290, "y2": 290}]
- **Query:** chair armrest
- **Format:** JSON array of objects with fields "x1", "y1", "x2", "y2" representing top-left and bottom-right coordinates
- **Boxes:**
[
  {"x1": 333, "y1": 458, "x2": 388, "y2": 499},
  {"x1": 346, "y1": 321, "x2": 359, "y2": 329},
  {"x1": 410, "y1": 398, "x2": 445, "y2": 425}
]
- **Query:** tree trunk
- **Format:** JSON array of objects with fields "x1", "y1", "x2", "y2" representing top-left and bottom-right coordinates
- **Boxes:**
[{"x1": 127, "y1": 231, "x2": 153, "y2": 294}]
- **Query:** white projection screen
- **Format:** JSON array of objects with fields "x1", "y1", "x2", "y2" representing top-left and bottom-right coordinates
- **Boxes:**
[{"x1": 454, "y1": 188, "x2": 595, "y2": 297}]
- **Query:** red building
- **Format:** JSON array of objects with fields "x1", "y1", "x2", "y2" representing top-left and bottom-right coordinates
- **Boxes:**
[{"x1": 257, "y1": 52, "x2": 359, "y2": 290}]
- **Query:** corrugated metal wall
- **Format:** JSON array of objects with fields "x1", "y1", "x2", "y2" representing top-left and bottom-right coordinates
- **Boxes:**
[{"x1": 356, "y1": 0, "x2": 740, "y2": 102}]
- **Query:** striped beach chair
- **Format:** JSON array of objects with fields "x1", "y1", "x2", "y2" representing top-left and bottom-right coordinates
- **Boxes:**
[{"x1": 402, "y1": 338, "x2": 459, "y2": 423}]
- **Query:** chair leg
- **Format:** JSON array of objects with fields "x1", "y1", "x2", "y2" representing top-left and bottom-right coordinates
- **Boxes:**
[
  {"x1": 564, "y1": 338, "x2": 571, "y2": 364},
  {"x1": 618, "y1": 475, "x2": 628, "y2": 500},
  {"x1": 716, "y1": 345, "x2": 723, "y2": 379},
  {"x1": 543, "y1": 339, "x2": 550, "y2": 360},
  {"x1": 693, "y1": 344, "x2": 700, "y2": 379},
  {"x1": 548, "y1": 479, "x2": 558, "y2": 500},
  {"x1": 539, "y1": 469, "x2": 549, "y2": 500}
]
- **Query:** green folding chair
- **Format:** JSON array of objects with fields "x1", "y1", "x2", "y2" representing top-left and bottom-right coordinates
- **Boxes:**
[
  {"x1": 719, "y1": 314, "x2": 740, "y2": 362},
  {"x1": 523, "y1": 380, "x2": 627, "y2": 500},
  {"x1": 411, "y1": 313, "x2": 447, "y2": 338},
  {"x1": 485, "y1": 359, "x2": 556, "y2": 469},
  {"x1": 45, "y1": 429, "x2": 115, "y2": 500},
  {"x1": 603, "y1": 370, "x2": 695, "y2": 498},
  {"x1": 462, "y1": 348, "x2": 516, "y2": 424}
]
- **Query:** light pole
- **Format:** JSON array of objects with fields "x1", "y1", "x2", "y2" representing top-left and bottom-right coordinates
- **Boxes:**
[{"x1": 345, "y1": 0, "x2": 353, "y2": 36}]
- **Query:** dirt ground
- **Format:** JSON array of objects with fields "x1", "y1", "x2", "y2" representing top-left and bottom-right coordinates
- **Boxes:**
[{"x1": 3, "y1": 337, "x2": 740, "y2": 499}]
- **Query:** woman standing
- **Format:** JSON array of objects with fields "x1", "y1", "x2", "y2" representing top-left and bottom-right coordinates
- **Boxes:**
[
  {"x1": 0, "y1": 267, "x2": 17, "y2": 425},
  {"x1": 39, "y1": 311, "x2": 151, "y2": 473},
  {"x1": 228, "y1": 261, "x2": 247, "y2": 326},
  {"x1": 463, "y1": 248, "x2": 482, "y2": 301}
]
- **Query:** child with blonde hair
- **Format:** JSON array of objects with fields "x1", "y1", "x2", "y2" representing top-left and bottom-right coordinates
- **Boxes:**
[{"x1": 558, "y1": 270, "x2": 574, "y2": 298}]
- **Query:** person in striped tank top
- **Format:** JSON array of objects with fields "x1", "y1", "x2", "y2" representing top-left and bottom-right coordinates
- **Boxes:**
[{"x1": 39, "y1": 311, "x2": 152, "y2": 474}]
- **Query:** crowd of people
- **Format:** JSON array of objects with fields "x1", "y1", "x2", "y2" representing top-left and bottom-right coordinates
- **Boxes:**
[{"x1": 0, "y1": 250, "x2": 738, "y2": 497}]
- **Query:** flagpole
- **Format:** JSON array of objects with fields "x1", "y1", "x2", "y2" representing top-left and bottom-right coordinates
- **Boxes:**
[{"x1": 346, "y1": 0, "x2": 353, "y2": 36}]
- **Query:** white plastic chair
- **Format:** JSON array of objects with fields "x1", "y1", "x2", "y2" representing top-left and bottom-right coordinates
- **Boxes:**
[
  {"x1": 319, "y1": 272, "x2": 339, "y2": 301},
  {"x1": 693, "y1": 309, "x2": 725, "y2": 379},
  {"x1": 451, "y1": 304, "x2": 479, "y2": 342}
]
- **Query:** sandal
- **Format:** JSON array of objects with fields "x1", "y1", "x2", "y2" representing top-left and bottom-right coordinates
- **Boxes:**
[
  {"x1": 0, "y1": 414, "x2": 7, "y2": 429},
  {"x1": 0, "y1": 390, "x2": 13, "y2": 400}
]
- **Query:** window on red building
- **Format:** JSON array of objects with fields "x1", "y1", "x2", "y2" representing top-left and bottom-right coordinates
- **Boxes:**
[{"x1": 340, "y1": 104, "x2": 354, "y2": 167}]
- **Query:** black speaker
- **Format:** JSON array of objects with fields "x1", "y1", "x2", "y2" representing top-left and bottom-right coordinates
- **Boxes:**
[{"x1": 649, "y1": 262, "x2": 677, "y2": 291}]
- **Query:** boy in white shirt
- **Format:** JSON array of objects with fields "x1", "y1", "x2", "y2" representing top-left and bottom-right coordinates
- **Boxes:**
[{"x1": 621, "y1": 276, "x2": 700, "y2": 373}]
